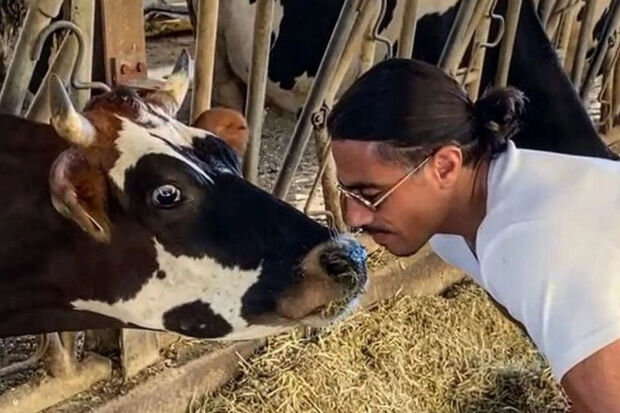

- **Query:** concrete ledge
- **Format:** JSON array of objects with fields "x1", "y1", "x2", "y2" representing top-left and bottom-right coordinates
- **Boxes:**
[
  {"x1": 94, "y1": 340, "x2": 265, "y2": 413},
  {"x1": 0, "y1": 354, "x2": 111, "y2": 413}
]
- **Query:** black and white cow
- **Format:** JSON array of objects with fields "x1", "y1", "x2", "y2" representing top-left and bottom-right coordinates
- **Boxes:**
[
  {"x1": 188, "y1": 0, "x2": 618, "y2": 160},
  {"x1": 0, "y1": 51, "x2": 368, "y2": 340}
]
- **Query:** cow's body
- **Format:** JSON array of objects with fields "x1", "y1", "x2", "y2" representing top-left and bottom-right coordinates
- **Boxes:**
[
  {"x1": 0, "y1": 52, "x2": 369, "y2": 339},
  {"x1": 193, "y1": 0, "x2": 617, "y2": 160}
]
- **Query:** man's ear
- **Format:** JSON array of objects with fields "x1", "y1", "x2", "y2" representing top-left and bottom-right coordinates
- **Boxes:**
[
  {"x1": 429, "y1": 145, "x2": 463, "y2": 189},
  {"x1": 192, "y1": 107, "x2": 249, "y2": 158},
  {"x1": 49, "y1": 149, "x2": 111, "y2": 243}
]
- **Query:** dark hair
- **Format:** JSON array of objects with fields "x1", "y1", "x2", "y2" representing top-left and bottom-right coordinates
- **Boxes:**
[{"x1": 326, "y1": 58, "x2": 527, "y2": 165}]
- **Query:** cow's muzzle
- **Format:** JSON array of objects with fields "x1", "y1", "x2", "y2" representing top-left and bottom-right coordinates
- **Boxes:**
[{"x1": 275, "y1": 234, "x2": 368, "y2": 326}]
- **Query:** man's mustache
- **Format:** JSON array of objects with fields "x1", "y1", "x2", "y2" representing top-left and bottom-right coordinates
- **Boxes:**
[{"x1": 361, "y1": 225, "x2": 392, "y2": 235}]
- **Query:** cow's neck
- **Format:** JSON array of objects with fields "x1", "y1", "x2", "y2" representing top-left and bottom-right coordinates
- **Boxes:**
[
  {"x1": 0, "y1": 115, "x2": 144, "y2": 337},
  {"x1": 488, "y1": 0, "x2": 617, "y2": 159}
]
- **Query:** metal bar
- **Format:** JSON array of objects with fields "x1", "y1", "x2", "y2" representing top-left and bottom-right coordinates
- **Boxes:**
[
  {"x1": 31, "y1": 21, "x2": 109, "y2": 92},
  {"x1": 397, "y1": 0, "x2": 419, "y2": 58},
  {"x1": 555, "y1": 0, "x2": 579, "y2": 66},
  {"x1": 307, "y1": 0, "x2": 379, "y2": 220},
  {"x1": 303, "y1": 0, "x2": 376, "y2": 231},
  {"x1": 329, "y1": 0, "x2": 378, "y2": 100},
  {"x1": 272, "y1": 0, "x2": 361, "y2": 200},
  {"x1": 438, "y1": 0, "x2": 478, "y2": 74},
  {"x1": 0, "y1": 335, "x2": 49, "y2": 378},
  {"x1": 242, "y1": 0, "x2": 275, "y2": 184},
  {"x1": 308, "y1": 128, "x2": 347, "y2": 232},
  {"x1": 614, "y1": 42, "x2": 620, "y2": 122},
  {"x1": 580, "y1": 0, "x2": 620, "y2": 100},
  {"x1": 465, "y1": 8, "x2": 493, "y2": 99},
  {"x1": 459, "y1": 0, "x2": 496, "y2": 64},
  {"x1": 0, "y1": 0, "x2": 65, "y2": 115},
  {"x1": 598, "y1": 40, "x2": 620, "y2": 132},
  {"x1": 25, "y1": 33, "x2": 79, "y2": 122},
  {"x1": 494, "y1": 0, "x2": 523, "y2": 87},
  {"x1": 546, "y1": 0, "x2": 570, "y2": 39},
  {"x1": 190, "y1": 0, "x2": 219, "y2": 123},
  {"x1": 43, "y1": 332, "x2": 77, "y2": 378},
  {"x1": 539, "y1": 0, "x2": 558, "y2": 26},
  {"x1": 304, "y1": 141, "x2": 333, "y2": 215},
  {"x1": 602, "y1": 62, "x2": 615, "y2": 132},
  {"x1": 370, "y1": 0, "x2": 393, "y2": 59},
  {"x1": 360, "y1": 5, "x2": 378, "y2": 73},
  {"x1": 572, "y1": 0, "x2": 598, "y2": 86},
  {"x1": 65, "y1": 0, "x2": 95, "y2": 110}
]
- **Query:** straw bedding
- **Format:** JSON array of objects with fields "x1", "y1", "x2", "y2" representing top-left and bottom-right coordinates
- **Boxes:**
[{"x1": 194, "y1": 279, "x2": 569, "y2": 412}]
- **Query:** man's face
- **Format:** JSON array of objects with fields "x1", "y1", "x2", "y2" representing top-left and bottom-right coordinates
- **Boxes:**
[{"x1": 332, "y1": 140, "x2": 456, "y2": 256}]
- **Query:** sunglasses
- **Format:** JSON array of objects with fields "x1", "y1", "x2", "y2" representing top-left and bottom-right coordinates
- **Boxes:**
[{"x1": 337, "y1": 155, "x2": 432, "y2": 212}]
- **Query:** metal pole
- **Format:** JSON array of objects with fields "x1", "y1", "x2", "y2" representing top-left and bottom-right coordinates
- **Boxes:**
[
  {"x1": 190, "y1": 0, "x2": 219, "y2": 123},
  {"x1": 359, "y1": 8, "x2": 378, "y2": 73},
  {"x1": 0, "y1": 0, "x2": 65, "y2": 115},
  {"x1": 494, "y1": 0, "x2": 523, "y2": 87},
  {"x1": 546, "y1": 0, "x2": 570, "y2": 39},
  {"x1": 272, "y1": 0, "x2": 361, "y2": 200},
  {"x1": 465, "y1": 9, "x2": 493, "y2": 100},
  {"x1": 572, "y1": 0, "x2": 598, "y2": 86},
  {"x1": 306, "y1": 0, "x2": 379, "y2": 231},
  {"x1": 580, "y1": 0, "x2": 620, "y2": 100},
  {"x1": 397, "y1": 0, "x2": 419, "y2": 58},
  {"x1": 304, "y1": 1, "x2": 380, "y2": 229},
  {"x1": 614, "y1": 44, "x2": 620, "y2": 122},
  {"x1": 329, "y1": 0, "x2": 379, "y2": 100},
  {"x1": 438, "y1": 0, "x2": 478, "y2": 74},
  {"x1": 243, "y1": 0, "x2": 275, "y2": 184},
  {"x1": 599, "y1": 40, "x2": 619, "y2": 132},
  {"x1": 459, "y1": 0, "x2": 496, "y2": 64},
  {"x1": 304, "y1": 0, "x2": 377, "y2": 232},
  {"x1": 65, "y1": 0, "x2": 95, "y2": 110},
  {"x1": 539, "y1": 0, "x2": 558, "y2": 27},
  {"x1": 25, "y1": 34, "x2": 79, "y2": 122},
  {"x1": 555, "y1": 0, "x2": 579, "y2": 67}
]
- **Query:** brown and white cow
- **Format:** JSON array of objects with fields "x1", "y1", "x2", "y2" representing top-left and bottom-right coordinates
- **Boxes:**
[{"x1": 0, "y1": 50, "x2": 368, "y2": 340}]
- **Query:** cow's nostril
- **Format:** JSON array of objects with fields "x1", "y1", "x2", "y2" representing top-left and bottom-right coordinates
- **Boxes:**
[{"x1": 319, "y1": 238, "x2": 368, "y2": 287}]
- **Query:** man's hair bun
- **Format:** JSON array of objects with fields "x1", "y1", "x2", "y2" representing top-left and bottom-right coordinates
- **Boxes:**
[{"x1": 473, "y1": 87, "x2": 528, "y2": 154}]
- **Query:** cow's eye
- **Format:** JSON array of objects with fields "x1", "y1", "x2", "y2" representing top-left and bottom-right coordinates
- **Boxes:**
[{"x1": 151, "y1": 184, "x2": 182, "y2": 208}]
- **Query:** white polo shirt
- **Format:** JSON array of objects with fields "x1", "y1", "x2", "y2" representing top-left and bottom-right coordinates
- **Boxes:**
[{"x1": 429, "y1": 140, "x2": 620, "y2": 380}]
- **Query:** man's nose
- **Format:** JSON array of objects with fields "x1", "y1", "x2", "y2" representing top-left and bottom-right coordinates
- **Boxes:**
[{"x1": 343, "y1": 198, "x2": 374, "y2": 228}]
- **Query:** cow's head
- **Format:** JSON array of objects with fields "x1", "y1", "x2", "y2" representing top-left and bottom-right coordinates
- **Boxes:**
[{"x1": 46, "y1": 50, "x2": 368, "y2": 340}]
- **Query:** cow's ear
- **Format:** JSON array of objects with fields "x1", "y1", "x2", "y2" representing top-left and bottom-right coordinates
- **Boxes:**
[
  {"x1": 49, "y1": 149, "x2": 111, "y2": 243},
  {"x1": 192, "y1": 107, "x2": 249, "y2": 158}
]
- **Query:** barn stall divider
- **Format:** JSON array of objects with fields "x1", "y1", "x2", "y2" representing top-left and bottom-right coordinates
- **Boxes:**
[{"x1": 0, "y1": 0, "x2": 618, "y2": 412}]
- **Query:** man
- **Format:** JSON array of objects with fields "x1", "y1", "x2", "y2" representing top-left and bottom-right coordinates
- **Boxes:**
[{"x1": 327, "y1": 58, "x2": 620, "y2": 412}]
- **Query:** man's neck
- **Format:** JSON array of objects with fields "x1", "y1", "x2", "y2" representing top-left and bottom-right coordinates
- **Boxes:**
[{"x1": 441, "y1": 157, "x2": 490, "y2": 247}]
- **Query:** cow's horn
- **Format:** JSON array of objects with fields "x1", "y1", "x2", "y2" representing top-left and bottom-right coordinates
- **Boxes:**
[
  {"x1": 162, "y1": 49, "x2": 192, "y2": 109},
  {"x1": 48, "y1": 74, "x2": 96, "y2": 147}
]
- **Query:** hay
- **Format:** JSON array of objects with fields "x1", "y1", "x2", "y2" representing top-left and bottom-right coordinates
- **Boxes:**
[{"x1": 194, "y1": 281, "x2": 569, "y2": 413}]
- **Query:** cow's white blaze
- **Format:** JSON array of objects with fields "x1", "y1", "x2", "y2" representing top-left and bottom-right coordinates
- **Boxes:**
[
  {"x1": 109, "y1": 117, "x2": 214, "y2": 189},
  {"x1": 71, "y1": 239, "x2": 261, "y2": 331}
]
